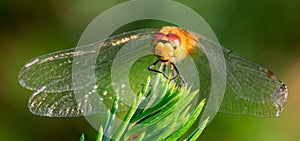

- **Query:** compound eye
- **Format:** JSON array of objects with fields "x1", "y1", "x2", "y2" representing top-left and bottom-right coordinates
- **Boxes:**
[
  {"x1": 166, "y1": 33, "x2": 181, "y2": 45},
  {"x1": 153, "y1": 32, "x2": 165, "y2": 42}
]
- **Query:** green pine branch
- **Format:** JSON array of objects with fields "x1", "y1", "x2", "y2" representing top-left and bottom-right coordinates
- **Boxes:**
[{"x1": 80, "y1": 75, "x2": 209, "y2": 141}]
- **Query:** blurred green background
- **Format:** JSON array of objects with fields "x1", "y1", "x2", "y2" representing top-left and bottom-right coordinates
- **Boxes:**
[{"x1": 1, "y1": 0, "x2": 299, "y2": 140}]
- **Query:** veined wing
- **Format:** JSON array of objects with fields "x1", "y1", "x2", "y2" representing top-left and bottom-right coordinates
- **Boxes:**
[
  {"x1": 19, "y1": 28, "x2": 159, "y2": 117},
  {"x1": 195, "y1": 34, "x2": 288, "y2": 117},
  {"x1": 19, "y1": 27, "x2": 288, "y2": 117}
]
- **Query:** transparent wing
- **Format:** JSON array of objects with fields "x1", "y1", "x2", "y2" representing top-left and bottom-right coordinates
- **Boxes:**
[
  {"x1": 19, "y1": 27, "x2": 288, "y2": 117},
  {"x1": 19, "y1": 28, "x2": 159, "y2": 117},
  {"x1": 195, "y1": 34, "x2": 288, "y2": 117}
]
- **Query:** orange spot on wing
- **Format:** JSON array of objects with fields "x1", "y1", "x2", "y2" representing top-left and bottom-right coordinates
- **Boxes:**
[{"x1": 265, "y1": 69, "x2": 276, "y2": 81}]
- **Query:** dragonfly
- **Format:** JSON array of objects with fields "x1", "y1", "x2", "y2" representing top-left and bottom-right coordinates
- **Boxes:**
[{"x1": 18, "y1": 26, "x2": 288, "y2": 118}]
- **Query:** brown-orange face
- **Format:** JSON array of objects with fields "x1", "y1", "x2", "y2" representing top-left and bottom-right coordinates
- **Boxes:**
[
  {"x1": 151, "y1": 26, "x2": 198, "y2": 61},
  {"x1": 152, "y1": 31, "x2": 182, "y2": 61}
]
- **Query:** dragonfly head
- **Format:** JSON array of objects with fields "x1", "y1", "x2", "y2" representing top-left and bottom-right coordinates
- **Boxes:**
[
  {"x1": 152, "y1": 26, "x2": 199, "y2": 61},
  {"x1": 152, "y1": 31, "x2": 183, "y2": 61}
]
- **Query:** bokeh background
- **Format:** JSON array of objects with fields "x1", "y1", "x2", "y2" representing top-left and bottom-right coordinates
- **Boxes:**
[{"x1": 1, "y1": 0, "x2": 299, "y2": 141}]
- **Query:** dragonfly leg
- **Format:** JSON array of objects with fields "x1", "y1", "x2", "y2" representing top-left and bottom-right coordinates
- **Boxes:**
[
  {"x1": 170, "y1": 62, "x2": 186, "y2": 85},
  {"x1": 170, "y1": 64, "x2": 178, "y2": 84},
  {"x1": 162, "y1": 62, "x2": 167, "y2": 76},
  {"x1": 148, "y1": 60, "x2": 168, "y2": 79}
]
